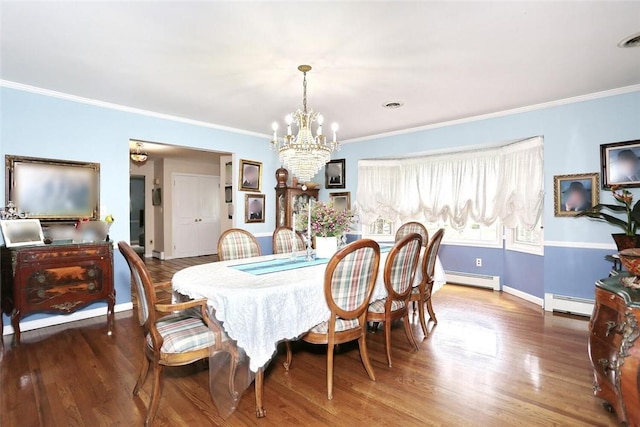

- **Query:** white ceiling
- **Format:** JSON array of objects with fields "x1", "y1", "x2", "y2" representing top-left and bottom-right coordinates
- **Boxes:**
[{"x1": 2, "y1": 1, "x2": 639, "y2": 142}]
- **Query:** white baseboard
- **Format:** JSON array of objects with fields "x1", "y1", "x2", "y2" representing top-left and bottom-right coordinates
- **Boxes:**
[
  {"x1": 2, "y1": 302, "x2": 133, "y2": 336},
  {"x1": 543, "y1": 293, "x2": 593, "y2": 317},
  {"x1": 503, "y1": 285, "x2": 544, "y2": 308},
  {"x1": 445, "y1": 271, "x2": 501, "y2": 291},
  {"x1": 152, "y1": 250, "x2": 165, "y2": 260}
]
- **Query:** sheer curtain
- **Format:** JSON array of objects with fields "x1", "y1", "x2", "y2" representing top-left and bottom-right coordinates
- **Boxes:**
[{"x1": 356, "y1": 137, "x2": 543, "y2": 231}]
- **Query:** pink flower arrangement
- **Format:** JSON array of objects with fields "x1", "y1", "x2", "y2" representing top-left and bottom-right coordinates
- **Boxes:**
[{"x1": 297, "y1": 201, "x2": 353, "y2": 237}]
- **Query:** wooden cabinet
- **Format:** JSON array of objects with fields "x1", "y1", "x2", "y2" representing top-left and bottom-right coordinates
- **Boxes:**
[
  {"x1": 1, "y1": 241, "x2": 115, "y2": 345},
  {"x1": 589, "y1": 276, "x2": 640, "y2": 426},
  {"x1": 274, "y1": 186, "x2": 319, "y2": 229}
]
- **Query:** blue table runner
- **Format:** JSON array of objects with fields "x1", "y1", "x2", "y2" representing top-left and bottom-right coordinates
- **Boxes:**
[{"x1": 232, "y1": 245, "x2": 393, "y2": 276}]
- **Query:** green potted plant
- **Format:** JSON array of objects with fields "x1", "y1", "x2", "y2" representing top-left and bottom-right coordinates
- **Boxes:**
[
  {"x1": 578, "y1": 185, "x2": 640, "y2": 250},
  {"x1": 297, "y1": 201, "x2": 353, "y2": 258}
]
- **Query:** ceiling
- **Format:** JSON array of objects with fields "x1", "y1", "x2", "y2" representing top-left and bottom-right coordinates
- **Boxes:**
[{"x1": 2, "y1": 1, "x2": 639, "y2": 142}]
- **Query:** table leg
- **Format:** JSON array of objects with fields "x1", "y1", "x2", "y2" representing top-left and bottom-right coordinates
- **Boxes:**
[
  {"x1": 11, "y1": 309, "x2": 21, "y2": 346},
  {"x1": 255, "y1": 367, "x2": 266, "y2": 418},
  {"x1": 107, "y1": 290, "x2": 116, "y2": 336}
]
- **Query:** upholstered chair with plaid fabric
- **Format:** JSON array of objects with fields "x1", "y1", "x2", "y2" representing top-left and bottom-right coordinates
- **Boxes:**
[
  {"x1": 284, "y1": 239, "x2": 381, "y2": 400},
  {"x1": 395, "y1": 221, "x2": 429, "y2": 247},
  {"x1": 367, "y1": 233, "x2": 422, "y2": 367},
  {"x1": 272, "y1": 226, "x2": 306, "y2": 254},
  {"x1": 118, "y1": 241, "x2": 235, "y2": 426},
  {"x1": 409, "y1": 228, "x2": 445, "y2": 336},
  {"x1": 217, "y1": 228, "x2": 261, "y2": 261}
]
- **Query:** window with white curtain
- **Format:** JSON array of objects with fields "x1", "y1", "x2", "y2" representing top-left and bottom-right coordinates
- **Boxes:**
[{"x1": 356, "y1": 137, "x2": 543, "y2": 246}]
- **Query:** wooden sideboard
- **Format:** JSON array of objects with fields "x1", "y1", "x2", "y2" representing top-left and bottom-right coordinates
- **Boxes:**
[
  {"x1": 589, "y1": 275, "x2": 640, "y2": 426},
  {"x1": 1, "y1": 241, "x2": 115, "y2": 345}
]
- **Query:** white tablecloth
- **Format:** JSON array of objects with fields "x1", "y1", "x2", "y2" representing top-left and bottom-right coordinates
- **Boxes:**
[{"x1": 172, "y1": 252, "x2": 445, "y2": 372}]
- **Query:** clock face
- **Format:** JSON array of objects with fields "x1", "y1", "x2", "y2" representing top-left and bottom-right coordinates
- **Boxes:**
[{"x1": 301, "y1": 184, "x2": 308, "y2": 191}]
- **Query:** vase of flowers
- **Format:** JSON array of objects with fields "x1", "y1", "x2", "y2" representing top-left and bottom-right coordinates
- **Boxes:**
[
  {"x1": 297, "y1": 201, "x2": 353, "y2": 259},
  {"x1": 578, "y1": 185, "x2": 640, "y2": 250}
]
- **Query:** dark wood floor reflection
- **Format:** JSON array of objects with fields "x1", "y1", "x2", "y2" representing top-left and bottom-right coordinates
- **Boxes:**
[{"x1": 1, "y1": 254, "x2": 617, "y2": 426}]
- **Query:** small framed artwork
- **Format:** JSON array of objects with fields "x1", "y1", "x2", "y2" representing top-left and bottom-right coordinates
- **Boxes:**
[
  {"x1": 600, "y1": 139, "x2": 640, "y2": 188},
  {"x1": 240, "y1": 159, "x2": 262, "y2": 192},
  {"x1": 0, "y1": 219, "x2": 45, "y2": 247},
  {"x1": 325, "y1": 159, "x2": 346, "y2": 189},
  {"x1": 554, "y1": 173, "x2": 599, "y2": 217},
  {"x1": 152, "y1": 188, "x2": 162, "y2": 206},
  {"x1": 245, "y1": 194, "x2": 265, "y2": 223},
  {"x1": 330, "y1": 192, "x2": 351, "y2": 212}
]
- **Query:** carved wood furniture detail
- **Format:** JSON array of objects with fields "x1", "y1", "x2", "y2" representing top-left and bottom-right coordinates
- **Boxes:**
[
  {"x1": 589, "y1": 277, "x2": 640, "y2": 426},
  {"x1": 1, "y1": 242, "x2": 115, "y2": 345}
]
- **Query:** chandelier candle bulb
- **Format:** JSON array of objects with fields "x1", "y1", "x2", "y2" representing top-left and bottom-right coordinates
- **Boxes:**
[
  {"x1": 332, "y1": 123, "x2": 338, "y2": 143},
  {"x1": 272, "y1": 122, "x2": 278, "y2": 141}
]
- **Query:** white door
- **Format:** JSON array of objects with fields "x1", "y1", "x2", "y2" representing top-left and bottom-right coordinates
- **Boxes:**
[
  {"x1": 197, "y1": 175, "x2": 220, "y2": 255},
  {"x1": 172, "y1": 173, "x2": 220, "y2": 258}
]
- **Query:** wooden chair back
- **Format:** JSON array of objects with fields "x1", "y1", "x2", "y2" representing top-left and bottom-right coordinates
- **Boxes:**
[
  {"x1": 324, "y1": 239, "x2": 381, "y2": 321},
  {"x1": 421, "y1": 228, "x2": 445, "y2": 283},
  {"x1": 272, "y1": 226, "x2": 306, "y2": 254},
  {"x1": 395, "y1": 221, "x2": 429, "y2": 247},
  {"x1": 384, "y1": 233, "x2": 422, "y2": 301},
  {"x1": 217, "y1": 228, "x2": 261, "y2": 261}
]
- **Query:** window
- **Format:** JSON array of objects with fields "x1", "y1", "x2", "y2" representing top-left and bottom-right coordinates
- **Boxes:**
[
  {"x1": 425, "y1": 221, "x2": 502, "y2": 248},
  {"x1": 362, "y1": 217, "x2": 395, "y2": 241},
  {"x1": 505, "y1": 217, "x2": 544, "y2": 255}
]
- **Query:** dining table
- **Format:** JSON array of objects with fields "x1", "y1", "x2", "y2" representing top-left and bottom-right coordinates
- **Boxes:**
[{"x1": 172, "y1": 244, "x2": 446, "y2": 417}]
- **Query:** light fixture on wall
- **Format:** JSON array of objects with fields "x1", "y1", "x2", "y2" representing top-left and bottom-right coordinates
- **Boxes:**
[
  {"x1": 269, "y1": 65, "x2": 340, "y2": 182},
  {"x1": 130, "y1": 141, "x2": 148, "y2": 163}
]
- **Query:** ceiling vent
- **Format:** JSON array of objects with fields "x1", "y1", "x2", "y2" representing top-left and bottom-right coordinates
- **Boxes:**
[
  {"x1": 618, "y1": 31, "x2": 640, "y2": 48},
  {"x1": 383, "y1": 101, "x2": 404, "y2": 109}
]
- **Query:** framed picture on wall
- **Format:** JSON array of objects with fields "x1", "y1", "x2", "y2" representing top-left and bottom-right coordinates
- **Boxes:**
[
  {"x1": 240, "y1": 159, "x2": 262, "y2": 192},
  {"x1": 245, "y1": 194, "x2": 265, "y2": 223},
  {"x1": 600, "y1": 139, "x2": 640, "y2": 188},
  {"x1": 554, "y1": 173, "x2": 599, "y2": 217},
  {"x1": 329, "y1": 192, "x2": 351, "y2": 212},
  {"x1": 325, "y1": 159, "x2": 346, "y2": 189}
]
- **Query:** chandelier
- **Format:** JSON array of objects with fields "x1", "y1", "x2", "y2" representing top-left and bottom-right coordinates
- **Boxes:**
[
  {"x1": 130, "y1": 141, "x2": 148, "y2": 163},
  {"x1": 270, "y1": 65, "x2": 339, "y2": 182}
]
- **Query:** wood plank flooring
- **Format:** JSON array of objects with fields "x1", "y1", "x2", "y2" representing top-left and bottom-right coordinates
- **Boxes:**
[{"x1": 1, "y1": 255, "x2": 619, "y2": 426}]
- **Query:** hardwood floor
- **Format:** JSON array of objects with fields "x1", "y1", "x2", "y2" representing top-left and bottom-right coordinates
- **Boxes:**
[{"x1": 1, "y1": 255, "x2": 618, "y2": 426}]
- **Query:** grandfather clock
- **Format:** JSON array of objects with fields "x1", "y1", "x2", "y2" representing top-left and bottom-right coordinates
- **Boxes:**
[{"x1": 274, "y1": 167, "x2": 319, "y2": 229}]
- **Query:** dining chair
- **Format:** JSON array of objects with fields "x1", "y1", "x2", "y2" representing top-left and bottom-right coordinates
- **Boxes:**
[
  {"x1": 395, "y1": 221, "x2": 429, "y2": 247},
  {"x1": 217, "y1": 228, "x2": 261, "y2": 261},
  {"x1": 272, "y1": 226, "x2": 306, "y2": 254},
  {"x1": 118, "y1": 241, "x2": 236, "y2": 426},
  {"x1": 367, "y1": 233, "x2": 422, "y2": 367},
  {"x1": 409, "y1": 228, "x2": 445, "y2": 336},
  {"x1": 284, "y1": 239, "x2": 381, "y2": 400}
]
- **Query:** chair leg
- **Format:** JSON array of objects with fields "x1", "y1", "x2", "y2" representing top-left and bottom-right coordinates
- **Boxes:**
[
  {"x1": 326, "y1": 339, "x2": 335, "y2": 400},
  {"x1": 228, "y1": 350, "x2": 239, "y2": 400},
  {"x1": 417, "y1": 299, "x2": 429, "y2": 337},
  {"x1": 384, "y1": 319, "x2": 392, "y2": 368},
  {"x1": 145, "y1": 362, "x2": 164, "y2": 427},
  {"x1": 358, "y1": 333, "x2": 376, "y2": 382},
  {"x1": 283, "y1": 340, "x2": 292, "y2": 370},
  {"x1": 133, "y1": 354, "x2": 150, "y2": 396},
  {"x1": 426, "y1": 297, "x2": 438, "y2": 324},
  {"x1": 403, "y1": 314, "x2": 419, "y2": 351}
]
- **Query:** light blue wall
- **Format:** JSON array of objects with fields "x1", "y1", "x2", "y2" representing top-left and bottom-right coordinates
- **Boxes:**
[
  {"x1": 0, "y1": 86, "x2": 279, "y2": 325},
  {"x1": 331, "y1": 91, "x2": 640, "y2": 299}
]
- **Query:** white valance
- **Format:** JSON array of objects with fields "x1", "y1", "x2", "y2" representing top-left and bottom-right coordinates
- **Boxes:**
[{"x1": 355, "y1": 137, "x2": 543, "y2": 231}]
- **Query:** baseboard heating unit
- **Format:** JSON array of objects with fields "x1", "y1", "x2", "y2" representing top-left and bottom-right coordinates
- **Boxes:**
[
  {"x1": 445, "y1": 271, "x2": 501, "y2": 291},
  {"x1": 543, "y1": 293, "x2": 594, "y2": 317}
]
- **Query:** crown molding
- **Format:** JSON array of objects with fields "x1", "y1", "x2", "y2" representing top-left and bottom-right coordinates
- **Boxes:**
[
  {"x1": 0, "y1": 80, "x2": 272, "y2": 140},
  {"x1": 342, "y1": 84, "x2": 640, "y2": 144},
  {"x1": 3, "y1": 79, "x2": 638, "y2": 145}
]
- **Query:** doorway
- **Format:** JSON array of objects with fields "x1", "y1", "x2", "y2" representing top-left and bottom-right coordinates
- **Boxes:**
[{"x1": 130, "y1": 175, "x2": 145, "y2": 253}]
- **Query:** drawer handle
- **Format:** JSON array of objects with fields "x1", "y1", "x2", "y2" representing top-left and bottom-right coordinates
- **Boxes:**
[
  {"x1": 605, "y1": 320, "x2": 620, "y2": 337},
  {"x1": 598, "y1": 358, "x2": 616, "y2": 373}
]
